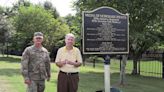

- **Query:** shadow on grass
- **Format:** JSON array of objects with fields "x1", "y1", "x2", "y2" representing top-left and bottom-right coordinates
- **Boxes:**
[
  {"x1": 0, "y1": 68, "x2": 21, "y2": 76},
  {"x1": 0, "y1": 57, "x2": 21, "y2": 63},
  {"x1": 78, "y1": 71, "x2": 123, "y2": 91},
  {"x1": 80, "y1": 71, "x2": 120, "y2": 78},
  {"x1": 79, "y1": 71, "x2": 164, "y2": 87}
]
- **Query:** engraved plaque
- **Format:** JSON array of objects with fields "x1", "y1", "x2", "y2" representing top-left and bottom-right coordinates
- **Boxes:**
[{"x1": 82, "y1": 7, "x2": 129, "y2": 54}]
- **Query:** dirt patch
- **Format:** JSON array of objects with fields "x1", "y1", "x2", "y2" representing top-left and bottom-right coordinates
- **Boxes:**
[{"x1": 0, "y1": 79, "x2": 17, "y2": 92}]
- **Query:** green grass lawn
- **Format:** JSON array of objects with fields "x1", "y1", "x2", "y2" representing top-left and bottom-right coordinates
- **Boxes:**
[{"x1": 0, "y1": 55, "x2": 164, "y2": 92}]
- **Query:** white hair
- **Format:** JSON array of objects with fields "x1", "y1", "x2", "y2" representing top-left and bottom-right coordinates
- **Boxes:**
[{"x1": 65, "y1": 33, "x2": 75, "y2": 39}]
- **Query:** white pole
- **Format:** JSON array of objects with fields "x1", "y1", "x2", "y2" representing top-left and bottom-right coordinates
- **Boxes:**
[
  {"x1": 104, "y1": 64, "x2": 110, "y2": 92},
  {"x1": 104, "y1": 55, "x2": 110, "y2": 92}
]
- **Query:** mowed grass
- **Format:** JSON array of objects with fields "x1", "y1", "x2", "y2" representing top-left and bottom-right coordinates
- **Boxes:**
[{"x1": 0, "y1": 55, "x2": 164, "y2": 92}]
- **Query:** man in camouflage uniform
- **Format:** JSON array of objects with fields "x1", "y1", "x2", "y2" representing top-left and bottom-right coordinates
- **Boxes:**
[{"x1": 21, "y1": 32, "x2": 51, "y2": 92}]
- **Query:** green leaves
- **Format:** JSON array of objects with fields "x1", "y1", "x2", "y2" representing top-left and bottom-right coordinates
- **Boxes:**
[{"x1": 13, "y1": 5, "x2": 70, "y2": 50}]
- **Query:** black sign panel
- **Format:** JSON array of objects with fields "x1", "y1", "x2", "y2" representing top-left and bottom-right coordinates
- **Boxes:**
[{"x1": 82, "y1": 7, "x2": 129, "y2": 54}]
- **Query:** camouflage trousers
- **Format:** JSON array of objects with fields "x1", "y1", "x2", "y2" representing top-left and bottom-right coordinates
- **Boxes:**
[{"x1": 26, "y1": 80, "x2": 45, "y2": 92}]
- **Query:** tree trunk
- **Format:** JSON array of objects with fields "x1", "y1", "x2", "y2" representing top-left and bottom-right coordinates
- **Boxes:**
[
  {"x1": 120, "y1": 55, "x2": 127, "y2": 85},
  {"x1": 132, "y1": 58, "x2": 138, "y2": 75}
]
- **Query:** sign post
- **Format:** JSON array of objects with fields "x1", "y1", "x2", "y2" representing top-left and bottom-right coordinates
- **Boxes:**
[
  {"x1": 104, "y1": 55, "x2": 110, "y2": 92},
  {"x1": 82, "y1": 6, "x2": 129, "y2": 92}
]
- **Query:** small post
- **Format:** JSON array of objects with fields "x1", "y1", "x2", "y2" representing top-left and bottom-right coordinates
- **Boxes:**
[
  {"x1": 119, "y1": 55, "x2": 122, "y2": 71},
  {"x1": 104, "y1": 55, "x2": 110, "y2": 92},
  {"x1": 93, "y1": 58, "x2": 96, "y2": 68}
]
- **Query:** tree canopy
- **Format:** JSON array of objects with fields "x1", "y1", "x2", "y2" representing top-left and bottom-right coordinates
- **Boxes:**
[
  {"x1": 13, "y1": 5, "x2": 69, "y2": 51},
  {"x1": 73, "y1": 0, "x2": 164, "y2": 74}
]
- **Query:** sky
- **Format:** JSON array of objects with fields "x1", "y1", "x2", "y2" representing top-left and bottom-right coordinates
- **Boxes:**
[{"x1": 0, "y1": 0, "x2": 76, "y2": 17}]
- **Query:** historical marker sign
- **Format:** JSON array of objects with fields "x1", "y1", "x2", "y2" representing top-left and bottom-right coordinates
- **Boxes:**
[{"x1": 82, "y1": 7, "x2": 129, "y2": 54}]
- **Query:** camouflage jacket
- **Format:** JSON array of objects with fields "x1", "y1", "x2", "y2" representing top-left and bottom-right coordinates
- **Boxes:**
[{"x1": 21, "y1": 45, "x2": 51, "y2": 80}]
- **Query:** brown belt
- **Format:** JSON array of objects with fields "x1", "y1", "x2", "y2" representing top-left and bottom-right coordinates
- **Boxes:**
[{"x1": 60, "y1": 71, "x2": 78, "y2": 75}]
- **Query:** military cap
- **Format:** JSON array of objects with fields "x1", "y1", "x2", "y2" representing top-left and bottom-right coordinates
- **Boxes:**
[{"x1": 34, "y1": 32, "x2": 43, "y2": 38}]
